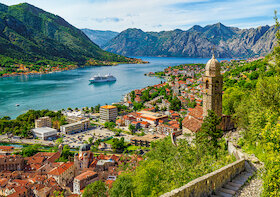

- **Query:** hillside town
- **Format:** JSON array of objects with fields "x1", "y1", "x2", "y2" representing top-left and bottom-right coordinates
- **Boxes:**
[{"x1": 0, "y1": 56, "x2": 259, "y2": 196}]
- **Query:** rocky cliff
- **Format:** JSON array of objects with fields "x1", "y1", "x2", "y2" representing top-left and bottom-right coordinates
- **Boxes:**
[{"x1": 103, "y1": 23, "x2": 277, "y2": 58}]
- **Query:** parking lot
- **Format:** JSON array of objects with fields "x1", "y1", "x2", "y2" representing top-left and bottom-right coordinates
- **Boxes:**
[{"x1": 62, "y1": 125, "x2": 134, "y2": 148}]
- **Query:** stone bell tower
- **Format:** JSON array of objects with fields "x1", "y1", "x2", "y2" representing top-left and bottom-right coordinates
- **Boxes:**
[{"x1": 203, "y1": 52, "x2": 223, "y2": 118}]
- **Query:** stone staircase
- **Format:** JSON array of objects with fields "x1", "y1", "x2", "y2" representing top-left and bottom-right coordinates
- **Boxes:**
[{"x1": 211, "y1": 161, "x2": 255, "y2": 197}]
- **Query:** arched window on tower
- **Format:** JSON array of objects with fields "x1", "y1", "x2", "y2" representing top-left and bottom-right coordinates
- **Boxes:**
[{"x1": 206, "y1": 80, "x2": 209, "y2": 89}]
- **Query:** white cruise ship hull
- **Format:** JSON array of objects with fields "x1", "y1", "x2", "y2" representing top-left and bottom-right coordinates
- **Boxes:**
[{"x1": 89, "y1": 75, "x2": 116, "y2": 83}]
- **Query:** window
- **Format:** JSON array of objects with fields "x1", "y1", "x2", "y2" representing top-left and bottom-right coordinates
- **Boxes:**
[{"x1": 206, "y1": 80, "x2": 209, "y2": 89}]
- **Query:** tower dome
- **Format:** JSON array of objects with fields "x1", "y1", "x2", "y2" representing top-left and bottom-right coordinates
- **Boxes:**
[
  {"x1": 205, "y1": 54, "x2": 221, "y2": 77},
  {"x1": 79, "y1": 144, "x2": 91, "y2": 152}
]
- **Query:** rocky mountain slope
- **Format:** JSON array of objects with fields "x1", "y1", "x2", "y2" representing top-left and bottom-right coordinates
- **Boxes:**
[
  {"x1": 0, "y1": 3, "x2": 130, "y2": 66},
  {"x1": 81, "y1": 29, "x2": 118, "y2": 47},
  {"x1": 103, "y1": 23, "x2": 277, "y2": 58}
]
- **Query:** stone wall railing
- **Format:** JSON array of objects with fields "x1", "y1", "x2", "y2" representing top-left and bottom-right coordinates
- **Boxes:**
[
  {"x1": 160, "y1": 159, "x2": 245, "y2": 197},
  {"x1": 228, "y1": 141, "x2": 245, "y2": 160}
]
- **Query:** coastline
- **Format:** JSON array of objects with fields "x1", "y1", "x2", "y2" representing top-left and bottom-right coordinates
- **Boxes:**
[{"x1": 0, "y1": 59, "x2": 149, "y2": 79}]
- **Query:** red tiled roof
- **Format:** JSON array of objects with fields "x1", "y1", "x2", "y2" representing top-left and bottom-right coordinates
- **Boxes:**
[
  {"x1": 0, "y1": 178, "x2": 8, "y2": 187},
  {"x1": 48, "y1": 162, "x2": 74, "y2": 176},
  {"x1": 75, "y1": 170, "x2": 97, "y2": 181},
  {"x1": 47, "y1": 152, "x2": 61, "y2": 163},
  {"x1": 7, "y1": 186, "x2": 27, "y2": 197},
  {"x1": 25, "y1": 156, "x2": 45, "y2": 165},
  {"x1": 140, "y1": 121, "x2": 149, "y2": 125},
  {"x1": 188, "y1": 105, "x2": 203, "y2": 120},
  {"x1": 0, "y1": 146, "x2": 14, "y2": 151},
  {"x1": 33, "y1": 152, "x2": 56, "y2": 158},
  {"x1": 182, "y1": 116, "x2": 202, "y2": 133},
  {"x1": 13, "y1": 179, "x2": 30, "y2": 186}
]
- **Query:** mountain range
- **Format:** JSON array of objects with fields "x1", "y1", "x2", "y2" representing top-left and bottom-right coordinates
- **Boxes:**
[
  {"x1": 81, "y1": 29, "x2": 118, "y2": 47},
  {"x1": 101, "y1": 23, "x2": 277, "y2": 58},
  {"x1": 0, "y1": 3, "x2": 131, "y2": 66}
]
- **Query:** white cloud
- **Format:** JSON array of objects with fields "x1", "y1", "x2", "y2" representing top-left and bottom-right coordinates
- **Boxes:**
[{"x1": 0, "y1": 0, "x2": 279, "y2": 31}]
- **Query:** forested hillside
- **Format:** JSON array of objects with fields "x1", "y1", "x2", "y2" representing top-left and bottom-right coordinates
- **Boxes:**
[
  {"x1": 0, "y1": 3, "x2": 136, "y2": 76},
  {"x1": 221, "y1": 17, "x2": 280, "y2": 196}
]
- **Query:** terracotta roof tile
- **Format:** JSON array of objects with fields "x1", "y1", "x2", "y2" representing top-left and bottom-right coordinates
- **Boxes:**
[
  {"x1": 188, "y1": 105, "x2": 203, "y2": 120},
  {"x1": 48, "y1": 162, "x2": 74, "y2": 176},
  {"x1": 75, "y1": 170, "x2": 97, "y2": 181},
  {"x1": 182, "y1": 115, "x2": 202, "y2": 133}
]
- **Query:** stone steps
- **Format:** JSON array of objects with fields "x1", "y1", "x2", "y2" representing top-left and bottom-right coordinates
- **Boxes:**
[{"x1": 211, "y1": 161, "x2": 255, "y2": 197}]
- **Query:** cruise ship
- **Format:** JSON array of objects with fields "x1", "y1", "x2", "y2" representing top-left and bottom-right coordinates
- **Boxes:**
[{"x1": 89, "y1": 74, "x2": 117, "y2": 83}]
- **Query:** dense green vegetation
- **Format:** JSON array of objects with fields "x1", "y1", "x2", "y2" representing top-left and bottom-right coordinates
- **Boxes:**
[
  {"x1": 221, "y1": 12, "x2": 280, "y2": 196},
  {"x1": 0, "y1": 3, "x2": 137, "y2": 76},
  {"x1": 20, "y1": 144, "x2": 41, "y2": 157},
  {"x1": 129, "y1": 83, "x2": 187, "y2": 111},
  {"x1": 82, "y1": 180, "x2": 107, "y2": 197},
  {"x1": 0, "y1": 109, "x2": 65, "y2": 137},
  {"x1": 109, "y1": 111, "x2": 235, "y2": 196},
  {"x1": 56, "y1": 145, "x2": 73, "y2": 162}
]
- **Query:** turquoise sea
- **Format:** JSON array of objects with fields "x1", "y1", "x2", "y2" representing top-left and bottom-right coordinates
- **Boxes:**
[{"x1": 0, "y1": 57, "x2": 229, "y2": 119}]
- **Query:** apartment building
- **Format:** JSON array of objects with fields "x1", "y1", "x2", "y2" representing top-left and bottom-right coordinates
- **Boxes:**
[
  {"x1": 60, "y1": 119, "x2": 90, "y2": 135},
  {"x1": 100, "y1": 105, "x2": 118, "y2": 122},
  {"x1": 35, "y1": 116, "x2": 52, "y2": 128}
]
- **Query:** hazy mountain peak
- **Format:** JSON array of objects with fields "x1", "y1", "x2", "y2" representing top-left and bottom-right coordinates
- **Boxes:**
[
  {"x1": 81, "y1": 28, "x2": 119, "y2": 47},
  {"x1": 103, "y1": 23, "x2": 277, "y2": 58}
]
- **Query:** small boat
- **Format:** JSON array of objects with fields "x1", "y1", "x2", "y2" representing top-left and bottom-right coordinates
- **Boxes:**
[
  {"x1": 89, "y1": 74, "x2": 116, "y2": 83},
  {"x1": 15, "y1": 104, "x2": 20, "y2": 107}
]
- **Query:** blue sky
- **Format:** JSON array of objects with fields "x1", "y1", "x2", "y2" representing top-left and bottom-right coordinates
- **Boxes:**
[{"x1": 1, "y1": 0, "x2": 280, "y2": 32}]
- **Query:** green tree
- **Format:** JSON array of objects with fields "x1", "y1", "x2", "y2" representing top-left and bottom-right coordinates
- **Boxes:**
[
  {"x1": 95, "y1": 104, "x2": 101, "y2": 113},
  {"x1": 128, "y1": 124, "x2": 136, "y2": 134},
  {"x1": 1, "y1": 116, "x2": 11, "y2": 120},
  {"x1": 56, "y1": 145, "x2": 73, "y2": 162},
  {"x1": 112, "y1": 137, "x2": 127, "y2": 152},
  {"x1": 169, "y1": 97, "x2": 181, "y2": 111},
  {"x1": 195, "y1": 110, "x2": 223, "y2": 159},
  {"x1": 21, "y1": 144, "x2": 41, "y2": 157},
  {"x1": 52, "y1": 190, "x2": 64, "y2": 197},
  {"x1": 222, "y1": 87, "x2": 246, "y2": 115},
  {"x1": 55, "y1": 138, "x2": 63, "y2": 145},
  {"x1": 110, "y1": 174, "x2": 134, "y2": 197},
  {"x1": 271, "y1": 10, "x2": 280, "y2": 74},
  {"x1": 88, "y1": 137, "x2": 93, "y2": 144},
  {"x1": 82, "y1": 180, "x2": 107, "y2": 197}
]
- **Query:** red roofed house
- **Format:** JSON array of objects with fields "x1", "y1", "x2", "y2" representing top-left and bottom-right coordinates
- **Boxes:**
[
  {"x1": 182, "y1": 105, "x2": 203, "y2": 134},
  {"x1": 73, "y1": 170, "x2": 98, "y2": 195},
  {"x1": 140, "y1": 121, "x2": 150, "y2": 128},
  {"x1": 135, "y1": 96, "x2": 142, "y2": 103},
  {"x1": 6, "y1": 186, "x2": 29, "y2": 197},
  {"x1": 0, "y1": 146, "x2": 14, "y2": 155},
  {"x1": 116, "y1": 118, "x2": 125, "y2": 127},
  {"x1": 47, "y1": 162, "x2": 75, "y2": 186},
  {"x1": 157, "y1": 123, "x2": 180, "y2": 135}
]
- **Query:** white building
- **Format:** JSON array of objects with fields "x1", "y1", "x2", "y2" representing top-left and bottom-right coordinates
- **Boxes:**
[
  {"x1": 60, "y1": 119, "x2": 90, "y2": 135},
  {"x1": 32, "y1": 127, "x2": 57, "y2": 140}
]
